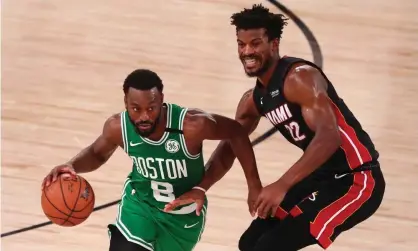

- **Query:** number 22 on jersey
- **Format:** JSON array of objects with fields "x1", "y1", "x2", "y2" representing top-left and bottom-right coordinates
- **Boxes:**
[{"x1": 285, "y1": 121, "x2": 306, "y2": 141}]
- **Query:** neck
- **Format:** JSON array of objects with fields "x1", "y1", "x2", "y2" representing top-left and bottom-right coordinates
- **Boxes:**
[{"x1": 257, "y1": 55, "x2": 281, "y2": 87}]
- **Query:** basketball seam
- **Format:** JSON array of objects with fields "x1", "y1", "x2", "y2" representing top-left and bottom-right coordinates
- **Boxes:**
[
  {"x1": 71, "y1": 197, "x2": 94, "y2": 213},
  {"x1": 59, "y1": 176, "x2": 83, "y2": 225},
  {"x1": 59, "y1": 176, "x2": 72, "y2": 225},
  {"x1": 74, "y1": 184, "x2": 95, "y2": 212},
  {"x1": 70, "y1": 177, "x2": 83, "y2": 220},
  {"x1": 59, "y1": 176, "x2": 73, "y2": 211},
  {"x1": 44, "y1": 213, "x2": 78, "y2": 226},
  {"x1": 45, "y1": 212, "x2": 88, "y2": 220},
  {"x1": 43, "y1": 189, "x2": 73, "y2": 220}
]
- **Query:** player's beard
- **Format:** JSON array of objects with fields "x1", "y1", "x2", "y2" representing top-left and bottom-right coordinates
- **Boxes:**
[{"x1": 128, "y1": 112, "x2": 161, "y2": 138}]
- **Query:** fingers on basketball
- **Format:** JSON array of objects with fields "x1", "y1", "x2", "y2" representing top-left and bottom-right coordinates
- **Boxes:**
[{"x1": 52, "y1": 166, "x2": 75, "y2": 182}]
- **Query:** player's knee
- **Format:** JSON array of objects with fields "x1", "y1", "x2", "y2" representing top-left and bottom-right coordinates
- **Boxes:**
[
  {"x1": 108, "y1": 224, "x2": 149, "y2": 251},
  {"x1": 238, "y1": 218, "x2": 279, "y2": 251},
  {"x1": 238, "y1": 231, "x2": 254, "y2": 251}
]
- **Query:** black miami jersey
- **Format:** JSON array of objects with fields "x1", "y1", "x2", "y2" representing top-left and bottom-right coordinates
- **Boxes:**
[{"x1": 252, "y1": 56, "x2": 379, "y2": 174}]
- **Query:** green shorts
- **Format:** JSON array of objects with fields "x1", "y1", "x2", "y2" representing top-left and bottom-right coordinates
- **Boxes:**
[{"x1": 109, "y1": 180, "x2": 207, "y2": 251}]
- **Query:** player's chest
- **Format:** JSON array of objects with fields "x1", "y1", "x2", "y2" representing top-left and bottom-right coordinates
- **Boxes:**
[
  {"x1": 258, "y1": 90, "x2": 301, "y2": 125},
  {"x1": 127, "y1": 137, "x2": 188, "y2": 163},
  {"x1": 258, "y1": 91, "x2": 312, "y2": 146},
  {"x1": 128, "y1": 148, "x2": 190, "y2": 181}
]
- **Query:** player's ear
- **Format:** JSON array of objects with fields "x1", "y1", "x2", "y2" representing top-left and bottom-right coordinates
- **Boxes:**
[
  {"x1": 271, "y1": 38, "x2": 279, "y2": 53},
  {"x1": 124, "y1": 95, "x2": 128, "y2": 109},
  {"x1": 160, "y1": 92, "x2": 164, "y2": 104}
]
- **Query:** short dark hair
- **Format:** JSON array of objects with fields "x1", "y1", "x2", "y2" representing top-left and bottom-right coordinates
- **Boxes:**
[
  {"x1": 123, "y1": 69, "x2": 164, "y2": 94},
  {"x1": 230, "y1": 4, "x2": 288, "y2": 41}
]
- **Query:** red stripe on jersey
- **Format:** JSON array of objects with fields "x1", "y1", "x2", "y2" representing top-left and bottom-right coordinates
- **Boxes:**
[
  {"x1": 289, "y1": 205, "x2": 303, "y2": 217},
  {"x1": 274, "y1": 206, "x2": 289, "y2": 220},
  {"x1": 329, "y1": 100, "x2": 372, "y2": 169},
  {"x1": 310, "y1": 171, "x2": 375, "y2": 249}
]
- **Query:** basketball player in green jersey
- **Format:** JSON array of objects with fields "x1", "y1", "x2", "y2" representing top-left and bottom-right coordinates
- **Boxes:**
[{"x1": 41, "y1": 69, "x2": 262, "y2": 251}]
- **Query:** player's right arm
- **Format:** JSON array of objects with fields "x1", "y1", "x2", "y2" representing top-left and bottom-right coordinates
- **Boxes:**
[
  {"x1": 200, "y1": 88, "x2": 261, "y2": 191},
  {"x1": 42, "y1": 114, "x2": 122, "y2": 188}
]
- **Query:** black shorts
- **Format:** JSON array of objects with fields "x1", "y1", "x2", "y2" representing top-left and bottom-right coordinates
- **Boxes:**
[{"x1": 239, "y1": 161, "x2": 385, "y2": 250}]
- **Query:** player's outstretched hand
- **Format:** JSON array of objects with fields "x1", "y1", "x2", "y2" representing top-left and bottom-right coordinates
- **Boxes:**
[
  {"x1": 41, "y1": 164, "x2": 77, "y2": 190},
  {"x1": 164, "y1": 188, "x2": 205, "y2": 216}
]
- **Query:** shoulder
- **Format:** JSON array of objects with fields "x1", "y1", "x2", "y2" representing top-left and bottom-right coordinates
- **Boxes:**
[
  {"x1": 238, "y1": 88, "x2": 256, "y2": 108},
  {"x1": 236, "y1": 88, "x2": 260, "y2": 119},
  {"x1": 102, "y1": 113, "x2": 123, "y2": 143},
  {"x1": 182, "y1": 108, "x2": 215, "y2": 130},
  {"x1": 285, "y1": 63, "x2": 324, "y2": 84},
  {"x1": 104, "y1": 113, "x2": 122, "y2": 130},
  {"x1": 283, "y1": 63, "x2": 328, "y2": 103},
  {"x1": 178, "y1": 108, "x2": 214, "y2": 143},
  {"x1": 182, "y1": 107, "x2": 240, "y2": 134}
]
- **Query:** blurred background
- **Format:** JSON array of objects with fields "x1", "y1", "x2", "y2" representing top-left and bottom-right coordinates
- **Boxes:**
[{"x1": 2, "y1": 0, "x2": 418, "y2": 250}]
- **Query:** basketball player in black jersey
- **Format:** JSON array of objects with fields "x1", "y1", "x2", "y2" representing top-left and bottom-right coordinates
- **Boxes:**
[{"x1": 165, "y1": 3, "x2": 386, "y2": 251}]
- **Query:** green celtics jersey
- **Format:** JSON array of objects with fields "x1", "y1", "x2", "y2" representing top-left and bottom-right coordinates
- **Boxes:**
[{"x1": 120, "y1": 103, "x2": 206, "y2": 214}]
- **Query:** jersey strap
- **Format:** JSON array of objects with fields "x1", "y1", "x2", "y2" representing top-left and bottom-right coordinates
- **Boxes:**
[{"x1": 164, "y1": 127, "x2": 183, "y2": 134}]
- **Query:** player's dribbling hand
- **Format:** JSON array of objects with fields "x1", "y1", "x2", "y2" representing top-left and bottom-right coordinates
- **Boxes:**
[
  {"x1": 41, "y1": 164, "x2": 77, "y2": 190},
  {"x1": 254, "y1": 181, "x2": 287, "y2": 219},
  {"x1": 163, "y1": 188, "x2": 205, "y2": 216}
]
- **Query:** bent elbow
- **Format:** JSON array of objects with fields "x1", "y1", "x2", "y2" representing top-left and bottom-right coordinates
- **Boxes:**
[
  {"x1": 230, "y1": 121, "x2": 247, "y2": 139},
  {"x1": 318, "y1": 129, "x2": 342, "y2": 153},
  {"x1": 226, "y1": 125, "x2": 250, "y2": 148},
  {"x1": 330, "y1": 130, "x2": 342, "y2": 150}
]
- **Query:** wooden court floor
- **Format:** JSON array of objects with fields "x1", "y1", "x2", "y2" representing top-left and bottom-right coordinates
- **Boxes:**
[{"x1": 2, "y1": 0, "x2": 418, "y2": 250}]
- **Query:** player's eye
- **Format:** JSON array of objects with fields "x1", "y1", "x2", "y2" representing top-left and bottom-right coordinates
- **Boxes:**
[
  {"x1": 252, "y1": 42, "x2": 260, "y2": 47},
  {"x1": 251, "y1": 40, "x2": 262, "y2": 47}
]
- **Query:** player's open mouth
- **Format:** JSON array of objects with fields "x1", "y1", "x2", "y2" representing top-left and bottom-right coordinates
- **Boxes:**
[{"x1": 243, "y1": 58, "x2": 259, "y2": 68}]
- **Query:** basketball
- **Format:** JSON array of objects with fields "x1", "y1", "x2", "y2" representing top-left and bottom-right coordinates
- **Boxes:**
[{"x1": 41, "y1": 173, "x2": 95, "y2": 227}]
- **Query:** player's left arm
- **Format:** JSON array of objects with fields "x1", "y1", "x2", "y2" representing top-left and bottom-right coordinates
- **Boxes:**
[
  {"x1": 164, "y1": 109, "x2": 261, "y2": 216},
  {"x1": 184, "y1": 109, "x2": 261, "y2": 190},
  {"x1": 278, "y1": 64, "x2": 342, "y2": 190}
]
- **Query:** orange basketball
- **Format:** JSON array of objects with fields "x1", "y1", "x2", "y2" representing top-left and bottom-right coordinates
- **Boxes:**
[{"x1": 41, "y1": 173, "x2": 95, "y2": 227}]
